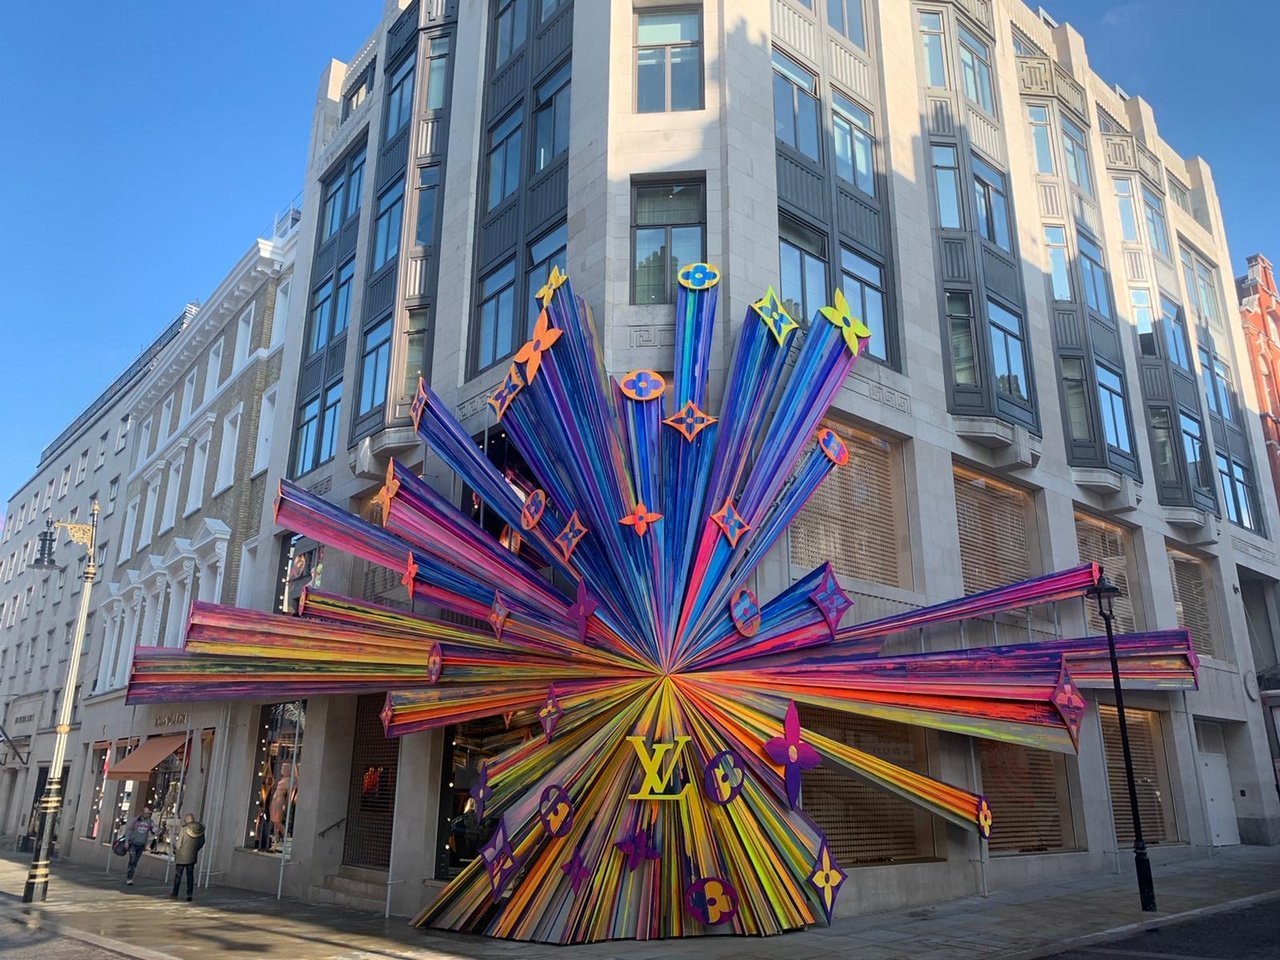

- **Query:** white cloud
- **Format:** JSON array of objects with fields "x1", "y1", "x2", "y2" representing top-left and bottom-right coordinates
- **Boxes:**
[{"x1": 1101, "y1": 2, "x2": 1146, "y2": 27}]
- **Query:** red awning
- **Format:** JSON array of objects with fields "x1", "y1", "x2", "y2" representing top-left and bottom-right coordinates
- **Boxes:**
[{"x1": 106, "y1": 734, "x2": 186, "y2": 781}]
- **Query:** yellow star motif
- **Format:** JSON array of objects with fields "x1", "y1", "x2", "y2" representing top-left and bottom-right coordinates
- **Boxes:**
[
  {"x1": 536, "y1": 264, "x2": 567, "y2": 308},
  {"x1": 751, "y1": 286, "x2": 799, "y2": 347},
  {"x1": 818, "y1": 288, "x2": 872, "y2": 356}
]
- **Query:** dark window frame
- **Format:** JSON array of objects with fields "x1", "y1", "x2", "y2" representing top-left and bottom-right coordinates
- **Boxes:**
[
  {"x1": 634, "y1": 7, "x2": 704, "y2": 113},
  {"x1": 772, "y1": 50, "x2": 821, "y2": 163},
  {"x1": 630, "y1": 179, "x2": 707, "y2": 306}
]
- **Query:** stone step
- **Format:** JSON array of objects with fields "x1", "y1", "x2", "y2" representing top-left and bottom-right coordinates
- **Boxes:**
[{"x1": 309, "y1": 882, "x2": 386, "y2": 915}]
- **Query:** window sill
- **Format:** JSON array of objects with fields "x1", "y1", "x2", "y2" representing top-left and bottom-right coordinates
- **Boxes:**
[
  {"x1": 158, "y1": 523, "x2": 175, "y2": 537},
  {"x1": 182, "y1": 505, "x2": 201, "y2": 520},
  {"x1": 210, "y1": 482, "x2": 234, "y2": 500}
]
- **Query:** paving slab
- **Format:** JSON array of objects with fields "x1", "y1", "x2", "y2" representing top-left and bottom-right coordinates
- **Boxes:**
[{"x1": 0, "y1": 846, "x2": 1278, "y2": 960}]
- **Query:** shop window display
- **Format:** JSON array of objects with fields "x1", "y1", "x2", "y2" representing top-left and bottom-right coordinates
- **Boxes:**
[
  {"x1": 108, "y1": 740, "x2": 138, "y2": 841},
  {"x1": 82, "y1": 745, "x2": 110, "y2": 839},
  {"x1": 144, "y1": 739, "x2": 190, "y2": 856},
  {"x1": 438, "y1": 713, "x2": 538, "y2": 879},
  {"x1": 246, "y1": 701, "x2": 305, "y2": 854}
]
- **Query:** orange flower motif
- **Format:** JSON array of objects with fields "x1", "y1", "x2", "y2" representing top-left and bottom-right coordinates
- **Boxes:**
[
  {"x1": 619, "y1": 501, "x2": 662, "y2": 537},
  {"x1": 514, "y1": 310, "x2": 563, "y2": 385}
]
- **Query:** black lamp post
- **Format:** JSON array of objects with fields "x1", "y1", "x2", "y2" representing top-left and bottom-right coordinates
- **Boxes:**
[
  {"x1": 1086, "y1": 575, "x2": 1157, "y2": 913},
  {"x1": 23, "y1": 504, "x2": 98, "y2": 903}
]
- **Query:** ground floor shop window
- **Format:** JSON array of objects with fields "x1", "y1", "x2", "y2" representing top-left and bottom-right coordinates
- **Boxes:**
[
  {"x1": 799, "y1": 707, "x2": 938, "y2": 865},
  {"x1": 1099, "y1": 705, "x2": 1177, "y2": 845},
  {"x1": 979, "y1": 740, "x2": 1079, "y2": 853},
  {"x1": 83, "y1": 745, "x2": 109, "y2": 839},
  {"x1": 438, "y1": 713, "x2": 538, "y2": 880},
  {"x1": 107, "y1": 740, "x2": 137, "y2": 839},
  {"x1": 144, "y1": 740, "x2": 189, "y2": 856},
  {"x1": 246, "y1": 701, "x2": 305, "y2": 854}
]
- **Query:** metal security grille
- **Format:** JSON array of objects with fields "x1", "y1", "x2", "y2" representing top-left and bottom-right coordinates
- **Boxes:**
[
  {"x1": 1099, "y1": 705, "x2": 1175, "y2": 845},
  {"x1": 791, "y1": 423, "x2": 907, "y2": 590},
  {"x1": 1074, "y1": 514, "x2": 1138, "y2": 634},
  {"x1": 798, "y1": 706, "x2": 935, "y2": 865},
  {"x1": 342, "y1": 693, "x2": 400, "y2": 869},
  {"x1": 979, "y1": 741, "x2": 1077, "y2": 853},
  {"x1": 954, "y1": 468, "x2": 1032, "y2": 595},
  {"x1": 1168, "y1": 549, "x2": 1215, "y2": 657}
]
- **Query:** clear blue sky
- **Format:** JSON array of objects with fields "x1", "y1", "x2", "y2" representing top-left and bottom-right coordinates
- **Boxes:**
[{"x1": 0, "y1": 1, "x2": 1274, "y2": 510}]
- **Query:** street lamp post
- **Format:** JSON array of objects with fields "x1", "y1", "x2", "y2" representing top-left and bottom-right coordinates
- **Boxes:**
[
  {"x1": 1086, "y1": 575, "x2": 1158, "y2": 913},
  {"x1": 23, "y1": 502, "x2": 99, "y2": 903}
]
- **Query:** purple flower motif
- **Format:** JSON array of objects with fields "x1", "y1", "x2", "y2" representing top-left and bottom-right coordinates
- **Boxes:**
[
  {"x1": 571, "y1": 580, "x2": 598, "y2": 644},
  {"x1": 481, "y1": 818, "x2": 519, "y2": 897},
  {"x1": 763, "y1": 700, "x2": 821, "y2": 809},
  {"x1": 809, "y1": 564, "x2": 851, "y2": 636},
  {"x1": 561, "y1": 843, "x2": 591, "y2": 895},
  {"x1": 615, "y1": 828, "x2": 660, "y2": 872},
  {"x1": 470, "y1": 763, "x2": 492, "y2": 821},
  {"x1": 538, "y1": 684, "x2": 564, "y2": 741}
]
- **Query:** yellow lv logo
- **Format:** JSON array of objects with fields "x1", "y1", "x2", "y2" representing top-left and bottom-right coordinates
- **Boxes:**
[{"x1": 626, "y1": 735, "x2": 692, "y2": 801}]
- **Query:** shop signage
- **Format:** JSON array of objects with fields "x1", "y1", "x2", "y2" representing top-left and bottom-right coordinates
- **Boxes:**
[{"x1": 153, "y1": 712, "x2": 187, "y2": 729}]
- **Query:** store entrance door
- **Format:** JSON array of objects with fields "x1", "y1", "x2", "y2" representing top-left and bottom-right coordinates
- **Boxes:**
[{"x1": 341, "y1": 694, "x2": 399, "y2": 869}]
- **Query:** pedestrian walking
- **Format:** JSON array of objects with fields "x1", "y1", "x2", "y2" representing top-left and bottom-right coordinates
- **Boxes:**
[
  {"x1": 170, "y1": 813, "x2": 205, "y2": 902},
  {"x1": 122, "y1": 806, "x2": 157, "y2": 885}
]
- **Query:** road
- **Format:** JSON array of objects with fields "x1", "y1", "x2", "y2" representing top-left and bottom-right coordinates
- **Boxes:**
[
  {"x1": 0, "y1": 920, "x2": 125, "y2": 959},
  {"x1": 1046, "y1": 900, "x2": 1280, "y2": 960}
]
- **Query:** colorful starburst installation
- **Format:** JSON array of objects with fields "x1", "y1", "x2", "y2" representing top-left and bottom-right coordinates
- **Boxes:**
[{"x1": 127, "y1": 265, "x2": 1199, "y2": 944}]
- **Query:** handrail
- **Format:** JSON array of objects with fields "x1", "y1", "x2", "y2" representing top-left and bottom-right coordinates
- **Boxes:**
[{"x1": 317, "y1": 817, "x2": 346, "y2": 839}]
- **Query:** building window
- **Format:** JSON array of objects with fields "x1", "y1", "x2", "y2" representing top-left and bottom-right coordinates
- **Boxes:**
[
  {"x1": 826, "y1": 0, "x2": 865, "y2": 48},
  {"x1": 1113, "y1": 177, "x2": 1138, "y2": 243},
  {"x1": 1132, "y1": 288, "x2": 1155, "y2": 356},
  {"x1": 307, "y1": 278, "x2": 335, "y2": 356},
  {"x1": 1162, "y1": 297, "x2": 1191, "y2": 369},
  {"x1": 358, "y1": 318, "x2": 394, "y2": 416},
  {"x1": 320, "y1": 385, "x2": 341, "y2": 463},
  {"x1": 246, "y1": 702, "x2": 306, "y2": 853},
  {"x1": 1180, "y1": 413, "x2": 1211, "y2": 490},
  {"x1": 527, "y1": 223, "x2": 568, "y2": 323},
  {"x1": 424, "y1": 36, "x2": 450, "y2": 112},
  {"x1": 1077, "y1": 233, "x2": 1111, "y2": 319},
  {"x1": 96, "y1": 433, "x2": 107, "y2": 469},
  {"x1": 1045, "y1": 225, "x2": 1071, "y2": 301},
  {"x1": 1095, "y1": 364, "x2": 1132, "y2": 453},
  {"x1": 321, "y1": 176, "x2": 344, "y2": 240},
  {"x1": 492, "y1": 0, "x2": 529, "y2": 69},
  {"x1": 540, "y1": 0, "x2": 568, "y2": 20},
  {"x1": 415, "y1": 167, "x2": 440, "y2": 247},
  {"x1": 160, "y1": 459, "x2": 183, "y2": 532},
  {"x1": 106, "y1": 478, "x2": 119, "y2": 516},
  {"x1": 187, "y1": 437, "x2": 209, "y2": 513},
  {"x1": 116, "y1": 415, "x2": 131, "y2": 451},
  {"x1": 779, "y1": 217, "x2": 828, "y2": 325},
  {"x1": 1201, "y1": 349, "x2": 1235, "y2": 423},
  {"x1": 918, "y1": 11, "x2": 947, "y2": 88},
  {"x1": 931, "y1": 145, "x2": 962, "y2": 229},
  {"x1": 802, "y1": 711, "x2": 935, "y2": 864},
  {"x1": 1061, "y1": 357, "x2": 1090, "y2": 442},
  {"x1": 954, "y1": 466, "x2": 1033, "y2": 594},
  {"x1": 294, "y1": 399, "x2": 320, "y2": 477},
  {"x1": 533, "y1": 62, "x2": 571, "y2": 173},
  {"x1": 981, "y1": 742, "x2": 1079, "y2": 853},
  {"x1": 76, "y1": 450, "x2": 88, "y2": 484},
  {"x1": 215, "y1": 410, "x2": 241, "y2": 492},
  {"x1": 987, "y1": 300, "x2": 1029, "y2": 403},
  {"x1": 373, "y1": 182, "x2": 405, "y2": 270},
  {"x1": 1182, "y1": 248, "x2": 1223, "y2": 328},
  {"x1": 385, "y1": 55, "x2": 416, "y2": 139},
  {"x1": 235, "y1": 305, "x2": 255, "y2": 369},
  {"x1": 1099, "y1": 706, "x2": 1177, "y2": 845},
  {"x1": 957, "y1": 25, "x2": 995, "y2": 114},
  {"x1": 486, "y1": 110, "x2": 523, "y2": 210},
  {"x1": 256, "y1": 389, "x2": 276, "y2": 475},
  {"x1": 474, "y1": 260, "x2": 518, "y2": 371},
  {"x1": 1169, "y1": 176, "x2": 1192, "y2": 214},
  {"x1": 838, "y1": 247, "x2": 887, "y2": 363},
  {"x1": 772, "y1": 51, "x2": 820, "y2": 162},
  {"x1": 1027, "y1": 104, "x2": 1055, "y2": 174},
  {"x1": 971, "y1": 156, "x2": 1010, "y2": 251},
  {"x1": 59, "y1": 464, "x2": 72, "y2": 497},
  {"x1": 344, "y1": 65, "x2": 373, "y2": 117},
  {"x1": 1075, "y1": 514, "x2": 1138, "y2": 633},
  {"x1": 1142, "y1": 187, "x2": 1171, "y2": 259},
  {"x1": 631, "y1": 181, "x2": 706, "y2": 305},
  {"x1": 1218, "y1": 455, "x2": 1258, "y2": 530},
  {"x1": 635, "y1": 9, "x2": 703, "y2": 113},
  {"x1": 204, "y1": 340, "x2": 223, "y2": 403},
  {"x1": 832, "y1": 92, "x2": 874, "y2": 196},
  {"x1": 1149, "y1": 408, "x2": 1179, "y2": 485},
  {"x1": 793, "y1": 423, "x2": 907, "y2": 588},
  {"x1": 1167, "y1": 548, "x2": 1214, "y2": 658},
  {"x1": 947, "y1": 292, "x2": 978, "y2": 386},
  {"x1": 333, "y1": 259, "x2": 355, "y2": 339},
  {"x1": 1061, "y1": 118, "x2": 1092, "y2": 196},
  {"x1": 345, "y1": 147, "x2": 366, "y2": 219}
]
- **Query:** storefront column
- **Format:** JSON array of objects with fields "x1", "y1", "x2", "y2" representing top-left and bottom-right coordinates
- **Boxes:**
[{"x1": 387, "y1": 729, "x2": 443, "y2": 916}]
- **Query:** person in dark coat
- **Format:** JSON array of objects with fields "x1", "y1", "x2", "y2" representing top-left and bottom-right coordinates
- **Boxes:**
[
  {"x1": 122, "y1": 807, "x2": 156, "y2": 885},
  {"x1": 170, "y1": 813, "x2": 205, "y2": 901}
]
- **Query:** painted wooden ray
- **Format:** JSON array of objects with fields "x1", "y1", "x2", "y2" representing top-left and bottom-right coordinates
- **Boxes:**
[{"x1": 127, "y1": 265, "x2": 1198, "y2": 945}]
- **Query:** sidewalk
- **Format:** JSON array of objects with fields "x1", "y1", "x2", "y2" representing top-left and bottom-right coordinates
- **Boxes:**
[{"x1": 1, "y1": 846, "x2": 1278, "y2": 960}]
